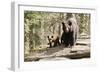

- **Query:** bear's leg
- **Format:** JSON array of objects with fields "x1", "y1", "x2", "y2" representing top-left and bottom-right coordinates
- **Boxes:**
[
  {"x1": 58, "y1": 41, "x2": 61, "y2": 46},
  {"x1": 69, "y1": 32, "x2": 74, "y2": 47},
  {"x1": 74, "y1": 32, "x2": 77, "y2": 44},
  {"x1": 61, "y1": 33, "x2": 65, "y2": 44},
  {"x1": 61, "y1": 37, "x2": 64, "y2": 44},
  {"x1": 65, "y1": 39, "x2": 69, "y2": 47},
  {"x1": 73, "y1": 32, "x2": 77, "y2": 46},
  {"x1": 65, "y1": 42, "x2": 69, "y2": 47},
  {"x1": 64, "y1": 34, "x2": 69, "y2": 47},
  {"x1": 48, "y1": 42, "x2": 52, "y2": 48},
  {"x1": 53, "y1": 40, "x2": 57, "y2": 47},
  {"x1": 57, "y1": 40, "x2": 61, "y2": 46},
  {"x1": 57, "y1": 37, "x2": 61, "y2": 46},
  {"x1": 70, "y1": 37, "x2": 74, "y2": 47}
]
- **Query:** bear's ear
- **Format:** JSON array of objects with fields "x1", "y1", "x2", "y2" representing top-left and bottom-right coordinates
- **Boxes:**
[
  {"x1": 62, "y1": 22, "x2": 65, "y2": 25},
  {"x1": 68, "y1": 21, "x2": 72, "y2": 26},
  {"x1": 62, "y1": 22, "x2": 66, "y2": 27}
]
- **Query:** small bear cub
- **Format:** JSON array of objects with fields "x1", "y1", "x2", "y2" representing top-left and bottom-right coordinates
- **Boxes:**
[{"x1": 47, "y1": 33, "x2": 61, "y2": 48}]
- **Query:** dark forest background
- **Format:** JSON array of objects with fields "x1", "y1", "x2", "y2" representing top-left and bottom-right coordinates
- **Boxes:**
[{"x1": 24, "y1": 11, "x2": 90, "y2": 55}]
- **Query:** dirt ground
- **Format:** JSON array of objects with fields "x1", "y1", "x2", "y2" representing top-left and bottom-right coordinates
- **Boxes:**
[{"x1": 24, "y1": 39, "x2": 90, "y2": 62}]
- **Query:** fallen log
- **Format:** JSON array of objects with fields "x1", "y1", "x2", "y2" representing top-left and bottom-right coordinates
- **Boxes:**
[
  {"x1": 25, "y1": 50, "x2": 90, "y2": 61},
  {"x1": 60, "y1": 51, "x2": 90, "y2": 59}
]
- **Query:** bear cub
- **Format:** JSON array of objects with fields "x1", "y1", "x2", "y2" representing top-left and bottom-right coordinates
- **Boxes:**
[{"x1": 47, "y1": 33, "x2": 61, "y2": 48}]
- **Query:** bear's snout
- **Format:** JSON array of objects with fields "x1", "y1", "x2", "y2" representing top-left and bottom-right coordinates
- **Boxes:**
[{"x1": 65, "y1": 27, "x2": 69, "y2": 33}]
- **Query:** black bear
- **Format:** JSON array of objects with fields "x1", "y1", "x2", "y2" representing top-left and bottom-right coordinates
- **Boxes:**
[
  {"x1": 47, "y1": 33, "x2": 61, "y2": 48},
  {"x1": 61, "y1": 15, "x2": 78, "y2": 47}
]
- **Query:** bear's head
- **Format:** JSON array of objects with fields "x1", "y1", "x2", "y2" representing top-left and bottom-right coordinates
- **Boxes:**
[
  {"x1": 47, "y1": 33, "x2": 60, "y2": 47},
  {"x1": 62, "y1": 21, "x2": 73, "y2": 33},
  {"x1": 47, "y1": 35, "x2": 55, "y2": 47},
  {"x1": 47, "y1": 35, "x2": 53, "y2": 42}
]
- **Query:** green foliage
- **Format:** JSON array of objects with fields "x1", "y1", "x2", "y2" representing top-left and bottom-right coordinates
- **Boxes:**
[
  {"x1": 24, "y1": 11, "x2": 90, "y2": 53},
  {"x1": 77, "y1": 14, "x2": 90, "y2": 34}
]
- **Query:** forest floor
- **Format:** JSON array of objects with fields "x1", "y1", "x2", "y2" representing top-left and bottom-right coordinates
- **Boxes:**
[{"x1": 24, "y1": 39, "x2": 90, "y2": 62}]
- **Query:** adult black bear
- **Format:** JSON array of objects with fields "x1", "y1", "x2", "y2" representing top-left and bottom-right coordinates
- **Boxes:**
[
  {"x1": 47, "y1": 33, "x2": 61, "y2": 48},
  {"x1": 61, "y1": 15, "x2": 78, "y2": 47}
]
